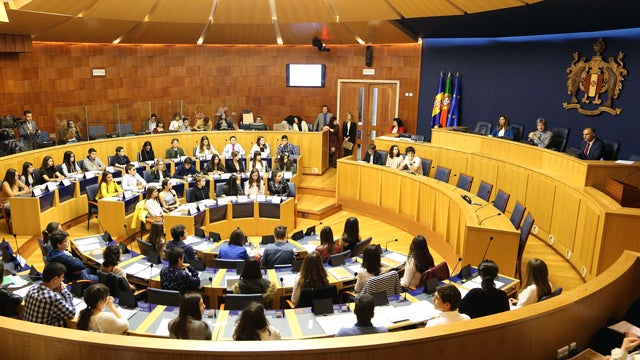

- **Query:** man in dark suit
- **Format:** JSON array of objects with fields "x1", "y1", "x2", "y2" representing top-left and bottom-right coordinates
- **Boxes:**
[
  {"x1": 363, "y1": 144, "x2": 384, "y2": 165},
  {"x1": 578, "y1": 127, "x2": 605, "y2": 160},
  {"x1": 17, "y1": 110, "x2": 39, "y2": 151}
]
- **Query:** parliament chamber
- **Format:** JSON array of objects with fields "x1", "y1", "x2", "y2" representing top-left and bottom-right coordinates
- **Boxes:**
[{"x1": 1, "y1": 128, "x2": 640, "y2": 359}]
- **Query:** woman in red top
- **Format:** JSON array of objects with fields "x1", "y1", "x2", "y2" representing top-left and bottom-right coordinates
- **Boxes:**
[
  {"x1": 315, "y1": 226, "x2": 344, "y2": 262},
  {"x1": 389, "y1": 118, "x2": 405, "y2": 134}
]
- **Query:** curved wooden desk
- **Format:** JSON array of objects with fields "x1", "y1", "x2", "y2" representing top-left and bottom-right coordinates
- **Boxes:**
[
  {"x1": 375, "y1": 130, "x2": 640, "y2": 277},
  {"x1": 336, "y1": 159, "x2": 520, "y2": 277}
]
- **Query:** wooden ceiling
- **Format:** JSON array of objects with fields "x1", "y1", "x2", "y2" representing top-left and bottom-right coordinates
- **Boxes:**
[{"x1": 0, "y1": 0, "x2": 542, "y2": 45}]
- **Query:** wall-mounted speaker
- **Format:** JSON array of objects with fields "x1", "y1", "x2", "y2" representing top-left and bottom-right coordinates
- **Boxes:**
[{"x1": 365, "y1": 45, "x2": 373, "y2": 67}]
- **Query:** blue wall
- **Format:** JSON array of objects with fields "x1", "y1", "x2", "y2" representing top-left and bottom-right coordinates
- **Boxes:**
[{"x1": 417, "y1": 28, "x2": 640, "y2": 159}]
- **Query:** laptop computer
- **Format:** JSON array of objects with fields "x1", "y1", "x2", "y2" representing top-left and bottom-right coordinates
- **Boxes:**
[
  {"x1": 371, "y1": 291, "x2": 389, "y2": 306},
  {"x1": 312, "y1": 297, "x2": 334, "y2": 316},
  {"x1": 424, "y1": 277, "x2": 439, "y2": 295}
]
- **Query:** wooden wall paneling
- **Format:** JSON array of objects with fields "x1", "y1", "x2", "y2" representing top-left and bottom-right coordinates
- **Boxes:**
[
  {"x1": 337, "y1": 161, "x2": 359, "y2": 202},
  {"x1": 572, "y1": 200, "x2": 601, "y2": 277},
  {"x1": 359, "y1": 165, "x2": 381, "y2": 205},
  {"x1": 380, "y1": 169, "x2": 401, "y2": 212},
  {"x1": 433, "y1": 190, "x2": 451, "y2": 243},
  {"x1": 417, "y1": 181, "x2": 436, "y2": 231},
  {"x1": 398, "y1": 175, "x2": 419, "y2": 220},
  {"x1": 549, "y1": 186, "x2": 581, "y2": 253},
  {"x1": 597, "y1": 211, "x2": 640, "y2": 273},
  {"x1": 495, "y1": 163, "x2": 529, "y2": 214},
  {"x1": 524, "y1": 174, "x2": 556, "y2": 239},
  {"x1": 466, "y1": 154, "x2": 499, "y2": 197}
]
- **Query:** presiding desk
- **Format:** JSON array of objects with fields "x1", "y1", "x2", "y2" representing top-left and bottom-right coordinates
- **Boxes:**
[
  {"x1": 375, "y1": 130, "x2": 640, "y2": 278},
  {"x1": 336, "y1": 159, "x2": 520, "y2": 277}
]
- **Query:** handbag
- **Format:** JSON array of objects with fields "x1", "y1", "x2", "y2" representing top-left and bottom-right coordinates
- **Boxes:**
[{"x1": 342, "y1": 138, "x2": 354, "y2": 150}]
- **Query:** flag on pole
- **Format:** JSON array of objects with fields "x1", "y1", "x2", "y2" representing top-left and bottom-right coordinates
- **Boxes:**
[
  {"x1": 439, "y1": 72, "x2": 453, "y2": 127},
  {"x1": 447, "y1": 73, "x2": 460, "y2": 127},
  {"x1": 431, "y1": 72, "x2": 444, "y2": 128}
]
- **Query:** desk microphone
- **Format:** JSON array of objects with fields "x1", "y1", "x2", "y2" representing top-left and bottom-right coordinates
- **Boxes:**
[
  {"x1": 400, "y1": 286, "x2": 408, "y2": 302},
  {"x1": 149, "y1": 263, "x2": 154, "y2": 280},
  {"x1": 209, "y1": 276, "x2": 214, "y2": 290},
  {"x1": 480, "y1": 236, "x2": 494, "y2": 265},
  {"x1": 449, "y1": 257, "x2": 463, "y2": 278},
  {"x1": 12, "y1": 234, "x2": 23, "y2": 270},
  {"x1": 479, "y1": 213, "x2": 501, "y2": 225},
  {"x1": 385, "y1": 238, "x2": 398, "y2": 252},
  {"x1": 474, "y1": 202, "x2": 494, "y2": 212}
]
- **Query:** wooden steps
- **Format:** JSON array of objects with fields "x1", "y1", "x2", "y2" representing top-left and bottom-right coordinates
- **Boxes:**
[{"x1": 296, "y1": 194, "x2": 342, "y2": 220}]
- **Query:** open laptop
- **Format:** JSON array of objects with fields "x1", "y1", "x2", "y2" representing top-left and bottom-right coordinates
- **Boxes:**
[
  {"x1": 424, "y1": 277, "x2": 439, "y2": 295},
  {"x1": 371, "y1": 291, "x2": 389, "y2": 306},
  {"x1": 312, "y1": 297, "x2": 334, "y2": 316}
]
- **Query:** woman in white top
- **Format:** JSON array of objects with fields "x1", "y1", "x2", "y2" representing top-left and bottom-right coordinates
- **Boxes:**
[
  {"x1": 145, "y1": 186, "x2": 165, "y2": 220},
  {"x1": 76, "y1": 283, "x2": 128, "y2": 334},
  {"x1": 385, "y1": 144, "x2": 404, "y2": 170},
  {"x1": 20, "y1": 162, "x2": 36, "y2": 189},
  {"x1": 400, "y1": 235, "x2": 435, "y2": 288},
  {"x1": 196, "y1": 135, "x2": 218, "y2": 158},
  {"x1": 611, "y1": 336, "x2": 640, "y2": 360},
  {"x1": 244, "y1": 168, "x2": 265, "y2": 196},
  {"x1": 233, "y1": 302, "x2": 281, "y2": 340},
  {"x1": 159, "y1": 178, "x2": 180, "y2": 212},
  {"x1": 510, "y1": 258, "x2": 552, "y2": 309},
  {"x1": 249, "y1": 151, "x2": 268, "y2": 173},
  {"x1": 61, "y1": 151, "x2": 83, "y2": 177},
  {"x1": 355, "y1": 245, "x2": 383, "y2": 293},
  {"x1": 400, "y1": 146, "x2": 422, "y2": 175},
  {"x1": 168, "y1": 113, "x2": 182, "y2": 131},
  {"x1": 121, "y1": 164, "x2": 146, "y2": 192},
  {"x1": 250, "y1": 136, "x2": 271, "y2": 159}
]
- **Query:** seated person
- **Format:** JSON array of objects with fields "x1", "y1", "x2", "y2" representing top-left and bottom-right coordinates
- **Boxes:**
[
  {"x1": 315, "y1": 226, "x2": 344, "y2": 262},
  {"x1": 173, "y1": 157, "x2": 199, "y2": 179},
  {"x1": 23, "y1": 262, "x2": 75, "y2": 327},
  {"x1": 142, "y1": 114, "x2": 157, "y2": 133},
  {"x1": 233, "y1": 258, "x2": 277, "y2": 308},
  {"x1": 267, "y1": 171, "x2": 289, "y2": 196},
  {"x1": 195, "y1": 135, "x2": 218, "y2": 158},
  {"x1": 250, "y1": 136, "x2": 271, "y2": 159},
  {"x1": 159, "y1": 179, "x2": 180, "y2": 212},
  {"x1": 194, "y1": 116, "x2": 214, "y2": 132},
  {"x1": 400, "y1": 146, "x2": 422, "y2": 175},
  {"x1": 226, "y1": 151, "x2": 246, "y2": 173},
  {"x1": 83, "y1": 148, "x2": 107, "y2": 172},
  {"x1": 290, "y1": 252, "x2": 328, "y2": 306},
  {"x1": 362, "y1": 144, "x2": 384, "y2": 165},
  {"x1": 276, "y1": 134, "x2": 297, "y2": 157},
  {"x1": 149, "y1": 159, "x2": 170, "y2": 182},
  {"x1": 96, "y1": 171, "x2": 123, "y2": 200},
  {"x1": 121, "y1": 163, "x2": 146, "y2": 192},
  {"x1": 140, "y1": 141, "x2": 155, "y2": 162},
  {"x1": 46, "y1": 229, "x2": 97, "y2": 282},
  {"x1": 169, "y1": 293, "x2": 211, "y2": 340},
  {"x1": 386, "y1": 144, "x2": 404, "y2": 169},
  {"x1": 76, "y1": 283, "x2": 129, "y2": 334},
  {"x1": 109, "y1": 146, "x2": 131, "y2": 170},
  {"x1": 336, "y1": 294, "x2": 388, "y2": 337},
  {"x1": 61, "y1": 151, "x2": 83, "y2": 177},
  {"x1": 1, "y1": 168, "x2": 31, "y2": 208},
  {"x1": 145, "y1": 186, "x2": 164, "y2": 221},
  {"x1": 610, "y1": 335, "x2": 640, "y2": 360},
  {"x1": 168, "y1": 113, "x2": 182, "y2": 131},
  {"x1": 222, "y1": 174, "x2": 244, "y2": 196},
  {"x1": 244, "y1": 168, "x2": 265, "y2": 196},
  {"x1": 166, "y1": 224, "x2": 196, "y2": 262},
  {"x1": 489, "y1": 114, "x2": 515, "y2": 139},
  {"x1": 216, "y1": 113, "x2": 235, "y2": 131},
  {"x1": 203, "y1": 154, "x2": 225, "y2": 175},
  {"x1": 218, "y1": 228, "x2": 249, "y2": 260},
  {"x1": 354, "y1": 245, "x2": 383, "y2": 294},
  {"x1": 272, "y1": 153, "x2": 294, "y2": 173},
  {"x1": 38, "y1": 156, "x2": 65, "y2": 184},
  {"x1": 100, "y1": 245, "x2": 135, "y2": 290},
  {"x1": 527, "y1": 118, "x2": 553, "y2": 147},
  {"x1": 188, "y1": 175, "x2": 209, "y2": 203},
  {"x1": 222, "y1": 135, "x2": 245, "y2": 159},
  {"x1": 509, "y1": 258, "x2": 552, "y2": 309},
  {"x1": 249, "y1": 152, "x2": 268, "y2": 173},
  {"x1": 400, "y1": 235, "x2": 435, "y2": 289},
  {"x1": 232, "y1": 302, "x2": 281, "y2": 340},
  {"x1": 160, "y1": 247, "x2": 201, "y2": 293},
  {"x1": 166, "y1": 138, "x2": 186, "y2": 159},
  {"x1": 0, "y1": 263, "x2": 22, "y2": 317},
  {"x1": 458, "y1": 259, "x2": 509, "y2": 319},
  {"x1": 426, "y1": 284, "x2": 470, "y2": 327},
  {"x1": 261, "y1": 225, "x2": 295, "y2": 268},
  {"x1": 179, "y1": 117, "x2": 192, "y2": 132},
  {"x1": 60, "y1": 120, "x2": 81, "y2": 142},
  {"x1": 577, "y1": 126, "x2": 605, "y2": 160},
  {"x1": 340, "y1": 217, "x2": 361, "y2": 253}
]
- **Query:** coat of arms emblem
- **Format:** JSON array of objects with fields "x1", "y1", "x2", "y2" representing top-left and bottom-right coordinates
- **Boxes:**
[{"x1": 562, "y1": 38, "x2": 627, "y2": 115}]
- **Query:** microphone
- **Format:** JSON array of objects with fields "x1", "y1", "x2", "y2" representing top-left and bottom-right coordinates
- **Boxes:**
[
  {"x1": 149, "y1": 263, "x2": 154, "y2": 280},
  {"x1": 480, "y1": 236, "x2": 494, "y2": 265},
  {"x1": 400, "y1": 286, "x2": 408, "y2": 302},
  {"x1": 474, "y1": 202, "x2": 494, "y2": 212},
  {"x1": 13, "y1": 234, "x2": 24, "y2": 271},
  {"x1": 479, "y1": 213, "x2": 502, "y2": 225},
  {"x1": 449, "y1": 257, "x2": 463, "y2": 279},
  {"x1": 209, "y1": 276, "x2": 214, "y2": 290},
  {"x1": 460, "y1": 194, "x2": 473, "y2": 204},
  {"x1": 385, "y1": 238, "x2": 398, "y2": 252}
]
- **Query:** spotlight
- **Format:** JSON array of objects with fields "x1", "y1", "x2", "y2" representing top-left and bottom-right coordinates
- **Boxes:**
[{"x1": 312, "y1": 37, "x2": 331, "y2": 53}]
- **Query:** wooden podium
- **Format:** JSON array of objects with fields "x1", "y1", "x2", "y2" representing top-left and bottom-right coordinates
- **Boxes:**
[{"x1": 604, "y1": 177, "x2": 640, "y2": 208}]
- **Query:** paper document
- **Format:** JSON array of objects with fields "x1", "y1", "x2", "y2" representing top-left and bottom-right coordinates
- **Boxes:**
[
  {"x1": 315, "y1": 312, "x2": 356, "y2": 335},
  {"x1": 155, "y1": 318, "x2": 172, "y2": 336},
  {"x1": 12, "y1": 284, "x2": 36, "y2": 297},
  {"x1": 608, "y1": 320, "x2": 640, "y2": 335},
  {"x1": 384, "y1": 252, "x2": 407, "y2": 263},
  {"x1": 280, "y1": 273, "x2": 297, "y2": 287}
]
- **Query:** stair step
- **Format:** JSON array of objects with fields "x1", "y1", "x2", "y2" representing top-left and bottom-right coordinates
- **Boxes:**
[
  {"x1": 297, "y1": 185, "x2": 335, "y2": 197},
  {"x1": 297, "y1": 194, "x2": 341, "y2": 220}
]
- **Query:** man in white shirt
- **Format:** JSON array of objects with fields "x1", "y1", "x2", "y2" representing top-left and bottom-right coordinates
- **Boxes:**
[
  {"x1": 426, "y1": 284, "x2": 470, "y2": 327},
  {"x1": 168, "y1": 113, "x2": 182, "y2": 131},
  {"x1": 222, "y1": 136, "x2": 246, "y2": 158},
  {"x1": 121, "y1": 164, "x2": 146, "y2": 192},
  {"x1": 401, "y1": 146, "x2": 423, "y2": 175}
]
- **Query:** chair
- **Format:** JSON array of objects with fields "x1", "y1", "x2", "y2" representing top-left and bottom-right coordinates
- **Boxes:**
[
  {"x1": 509, "y1": 201, "x2": 526, "y2": 230},
  {"x1": 434, "y1": 166, "x2": 451, "y2": 183},
  {"x1": 88, "y1": 125, "x2": 107, "y2": 140},
  {"x1": 96, "y1": 270, "x2": 143, "y2": 309},
  {"x1": 419, "y1": 261, "x2": 450, "y2": 288},
  {"x1": 456, "y1": 173, "x2": 473, "y2": 192},
  {"x1": 328, "y1": 250, "x2": 351, "y2": 267},
  {"x1": 293, "y1": 145, "x2": 300, "y2": 155},
  {"x1": 473, "y1": 121, "x2": 492, "y2": 135},
  {"x1": 539, "y1": 287, "x2": 563, "y2": 301},
  {"x1": 86, "y1": 184, "x2": 99, "y2": 230},
  {"x1": 143, "y1": 170, "x2": 152, "y2": 182},
  {"x1": 36, "y1": 238, "x2": 49, "y2": 257},
  {"x1": 357, "y1": 270, "x2": 400, "y2": 298},
  {"x1": 215, "y1": 182, "x2": 224, "y2": 197},
  {"x1": 37, "y1": 131, "x2": 55, "y2": 148},
  {"x1": 476, "y1": 181, "x2": 493, "y2": 202},
  {"x1": 223, "y1": 294, "x2": 263, "y2": 310},
  {"x1": 511, "y1": 124, "x2": 524, "y2": 142},
  {"x1": 186, "y1": 188, "x2": 194, "y2": 202},
  {"x1": 547, "y1": 127, "x2": 570, "y2": 152},
  {"x1": 378, "y1": 150, "x2": 387, "y2": 165},
  {"x1": 147, "y1": 288, "x2": 181, "y2": 307},
  {"x1": 602, "y1": 140, "x2": 621, "y2": 160},
  {"x1": 136, "y1": 238, "x2": 161, "y2": 264},
  {"x1": 421, "y1": 158, "x2": 432, "y2": 177},
  {"x1": 288, "y1": 285, "x2": 339, "y2": 309},
  {"x1": 287, "y1": 182, "x2": 296, "y2": 197},
  {"x1": 214, "y1": 258, "x2": 245, "y2": 269},
  {"x1": 516, "y1": 213, "x2": 535, "y2": 280},
  {"x1": 115, "y1": 123, "x2": 134, "y2": 137},
  {"x1": 349, "y1": 236, "x2": 372, "y2": 257},
  {"x1": 493, "y1": 189, "x2": 510, "y2": 213}
]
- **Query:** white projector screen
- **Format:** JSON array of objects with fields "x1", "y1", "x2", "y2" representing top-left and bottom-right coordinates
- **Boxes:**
[{"x1": 286, "y1": 64, "x2": 326, "y2": 88}]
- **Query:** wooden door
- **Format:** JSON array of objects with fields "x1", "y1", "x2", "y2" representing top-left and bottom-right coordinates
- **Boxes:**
[{"x1": 338, "y1": 81, "x2": 398, "y2": 160}]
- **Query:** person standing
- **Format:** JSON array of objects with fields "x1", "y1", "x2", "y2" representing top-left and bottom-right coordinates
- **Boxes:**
[
  {"x1": 17, "y1": 110, "x2": 39, "y2": 151},
  {"x1": 342, "y1": 112, "x2": 356, "y2": 157},
  {"x1": 313, "y1": 105, "x2": 334, "y2": 131}
]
